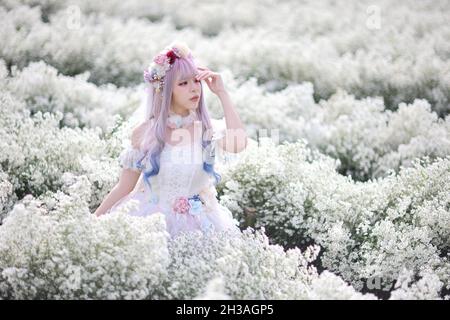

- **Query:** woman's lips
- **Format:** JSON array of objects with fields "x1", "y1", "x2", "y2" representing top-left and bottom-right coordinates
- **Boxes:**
[{"x1": 190, "y1": 96, "x2": 199, "y2": 101}]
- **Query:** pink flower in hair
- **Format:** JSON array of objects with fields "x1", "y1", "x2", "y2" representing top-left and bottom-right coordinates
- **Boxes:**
[
  {"x1": 144, "y1": 42, "x2": 192, "y2": 92},
  {"x1": 153, "y1": 53, "x2": 168, "y2": 65}
]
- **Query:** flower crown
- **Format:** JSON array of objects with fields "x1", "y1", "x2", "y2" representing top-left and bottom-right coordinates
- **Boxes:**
[{"x1": 143, "y1": 42, "x2": 191, "y2": 93}]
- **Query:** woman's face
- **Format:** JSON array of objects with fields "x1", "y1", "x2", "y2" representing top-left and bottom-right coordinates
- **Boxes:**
[{"x1": 171, "y1": 72, "x2": 202, "y2": 114}]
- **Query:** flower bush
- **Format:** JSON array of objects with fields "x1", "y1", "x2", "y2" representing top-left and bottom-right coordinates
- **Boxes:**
[
  {"x1": 154, "y1": 225, "x2": 376, "y2": 300},
  {"x1": 4, "y1": 60, "x2": 140, "y2": 130},
  {"x1": 219, "y1": 138, "x2": 450, "y2": 298},
  {"x1": 0, "y1": 179, "x2": 171, "y2": 299}
]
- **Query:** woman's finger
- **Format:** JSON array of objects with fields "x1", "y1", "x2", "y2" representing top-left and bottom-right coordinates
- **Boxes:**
[
  {"x1": 197, "y1": 71, "x2": 213, "y2": 80},
  {"x1": 195, "y1": 71, "x2": 205, "y2": 79}
]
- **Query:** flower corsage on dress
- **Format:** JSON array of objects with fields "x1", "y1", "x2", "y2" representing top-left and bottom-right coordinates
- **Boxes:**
[
  {"x1": 172, "y1": 194, "x2": 204, "y2": 216},
  {"x1": 172, "y1": 194, "x2": 215, "y2": 233}
]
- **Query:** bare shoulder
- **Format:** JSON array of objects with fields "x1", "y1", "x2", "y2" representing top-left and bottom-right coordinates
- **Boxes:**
[{"x1": 131, "y1": 118, "x2": 154, "y2": 149}]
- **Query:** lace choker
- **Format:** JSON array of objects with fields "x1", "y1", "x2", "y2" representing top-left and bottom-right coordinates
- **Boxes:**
[{"x1": 167, "y1": 109, "x2": 197, "y2": 129}]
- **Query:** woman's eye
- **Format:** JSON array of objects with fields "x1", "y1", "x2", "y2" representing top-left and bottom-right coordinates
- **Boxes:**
[{"x1": 180, "y1": 80, "x2": 200, "y2": 85}]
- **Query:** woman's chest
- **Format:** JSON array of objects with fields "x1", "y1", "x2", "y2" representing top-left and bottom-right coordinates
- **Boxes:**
[
  {"x1": 160, "y1": 142, "x2": 205, "y2": 165},
  {"x1": 157, "y1": 146, "x2": 211, "y2": 194}
]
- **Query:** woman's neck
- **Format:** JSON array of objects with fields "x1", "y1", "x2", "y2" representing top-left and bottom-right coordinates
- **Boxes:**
[{"x1": 170, "y1": 106, "x2": 190, "y2": 117}]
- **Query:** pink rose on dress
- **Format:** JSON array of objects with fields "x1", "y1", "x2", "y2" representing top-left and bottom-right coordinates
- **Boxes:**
[{"x1": 173, "y1": 196, "x2": 190, "y2": 214}]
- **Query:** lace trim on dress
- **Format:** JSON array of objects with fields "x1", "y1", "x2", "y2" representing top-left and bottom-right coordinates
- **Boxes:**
[{"x1": 158, "y1": 147, "x2": 197, "y2": 210}]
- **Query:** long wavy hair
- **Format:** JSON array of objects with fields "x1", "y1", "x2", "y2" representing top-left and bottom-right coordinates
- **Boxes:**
[{"x1": 137, "y1": 49, "x2": 221, "y2": 190}]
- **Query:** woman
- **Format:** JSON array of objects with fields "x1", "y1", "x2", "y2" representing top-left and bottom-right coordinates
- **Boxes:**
[{"x1": 94, "y1": 41, "x2": 248, "y2": 239}]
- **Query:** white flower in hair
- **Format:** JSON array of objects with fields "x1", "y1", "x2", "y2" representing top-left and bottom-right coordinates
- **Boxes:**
[{"x1": 167, "y1": 41, "x2": 191, "y2": 59}]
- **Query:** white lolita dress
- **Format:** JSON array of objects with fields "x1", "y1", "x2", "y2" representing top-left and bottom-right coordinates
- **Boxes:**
[{"x1": 108, "y1": 117, "x2": 240, "y2": 239}]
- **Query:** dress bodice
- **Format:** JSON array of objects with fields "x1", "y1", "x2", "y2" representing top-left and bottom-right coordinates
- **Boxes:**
[
  {"x1": 141, "y1": 142, "x2": 213, "y2": 211},
  {"x1": 118, "y1": 118, "x2": 228, "y2": 214}
]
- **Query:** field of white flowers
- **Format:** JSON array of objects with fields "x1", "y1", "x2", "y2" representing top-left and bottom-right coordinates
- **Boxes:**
[{"x1": 0, "y1": 0, "x2": 449, "y2": 300}]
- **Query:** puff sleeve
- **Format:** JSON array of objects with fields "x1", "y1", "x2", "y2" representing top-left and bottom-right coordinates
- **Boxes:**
[{"x1": 118, "y1": 141, "x2": 146, "y2": 172}]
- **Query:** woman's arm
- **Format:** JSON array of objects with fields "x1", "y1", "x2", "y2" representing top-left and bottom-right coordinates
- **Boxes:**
[
  {"x1": 195, "y1": 67, "x2": 247, "y2": 153},
  {"x1": 95, "y1": 119, "x2": 154, "y2": 217},
  {"x1": 216, "y1": 90, "x2": 248, "y2": 153},
  {"x1": 94, "y1": 168, "x2": 140, "y2": 217},
  {"x1": 94, "y1": 120, "x2": 151, "y2": 217}
]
